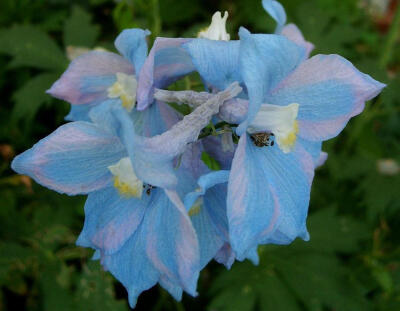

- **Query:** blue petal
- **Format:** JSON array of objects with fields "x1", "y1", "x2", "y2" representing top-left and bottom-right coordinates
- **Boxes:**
[
  {"x1": 137, "y1": 38, "x2": 195, "y2": 110},
  {"x1": 227, "y1": 135, "x2": 313, "y2": 258},
  {"x1": 11, "y1": 122, "x2": 125, "y2": 195},
  {"x1": 159, "y1": 276, "x2": 183, "y2": 301},
  {"x1": 262, "y1": 0, "x2": 287, "y2": 33},
  {"x1": 214, "y1": 243, "x2": 235, "y2": 268},
  {"x1": 140, "y1": 101, "x2": 181, "y2": 137},
  {"x1": 184, "y1": 171, "x2": 230, "y2": 268},
  {"x1": 47, "y1": 51, "x2": 131, "y2": 108},
  {"x1": 145, "y1": 189, "x2": 200, "y2": 295},
  {"x1": 281, "y1": 24, "x2": 314, "y2": 58},
  {"x1": 101, "y1": 217, "x2": 160, "y2": 308},
  {"x1": 65, "y1": 104, "x2": 93, "y2": 122},
  {"x1": 237, "y1": 28, "x2": 306, "y2": 135},
  {"x1": 297, "y1": 137, "x2": 323, "y2": 167},
  {"x1": 114, "y1": 28, "x2": 151, "y2": 73},
  {"x1": 268, "y1": 54, "x2": 386, "y2": 141},
  {"x1": 76, "y1": 186, "x2": 149, "y2": 255},
  {"x1": 92, "y1": 188, "x2": 199, "y2": 307},
  {"x1": 183, "y1": 39, "x2": 241, "y2": 91},
  {"x1": 111, "y1": 106, "x2": 178, "y2": 189},
  {"x1": 184, "y1": 170, "x2": 230, "y2": 209}
]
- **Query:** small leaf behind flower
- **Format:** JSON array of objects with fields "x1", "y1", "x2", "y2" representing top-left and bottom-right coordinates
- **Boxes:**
[{"x1": 201, "y1": 151, "x2": 221, "y2": 171}]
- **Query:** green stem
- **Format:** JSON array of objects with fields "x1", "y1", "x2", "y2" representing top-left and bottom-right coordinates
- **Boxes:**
[
  {"x1": 151, "y1": 0, "x2": 161, "y2": 41},
  {"x1": 379, "y1": 3, "x2": 400, "y2": 68},
  {"x1": 174, "y1": 301, "x2": 186, "y2": 311}
]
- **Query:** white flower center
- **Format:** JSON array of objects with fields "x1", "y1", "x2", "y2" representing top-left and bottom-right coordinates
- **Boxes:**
[
  {"x1": 198, "y1": 11, "x2": 230, "y2": 41},
  {"x1": 247, "y1": 103, "x2": 299, "y2": 153},
  {"x1": 108, "y1": 157, "x2": 143, "y2": 198},
  {"x1": 107, "y1": 72, "x2": 137, "y2": 111}
]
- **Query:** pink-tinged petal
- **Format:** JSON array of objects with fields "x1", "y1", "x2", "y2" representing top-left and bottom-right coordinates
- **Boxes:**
[
  {"x1": 113, "y1": 84, "x2": 241, "y2": 189},
  {"x1": 11, "y1": 122, "x2": 125, "y2": 195},
  {"x1": 262, "y1": 0, "x2": 287, "y2": 33},
  {"x1": 214, "y1": 243, "x2": 235, "y2": 269},
  {"x1": 137, "y1": 37, "x2": 195, "y2": 110},
  {"x1": 145, "y1": 189, "x2": 200, "y2": 295},
  {"x1": 76, "y1": 186, "x2": 149, "y2": 255},
  {"x1": 227, "y1": 135, "x2": 276, "y2": 259},
  {"x1": 316, "y1": 151, "x2": 328, "y2": 168},
  {"x1": 140, "y1": 101, "x2": 181, "y2": 137},
  {"x1": 47, "y1": 51, "x2": 133, "y2": 106},
  {"x1": 114, "y1": 28, "x2": 150, "y2": 73},
  {"x1": 281, "y1": 23, "x2": 314, "y2": 58},
  {"x1": 269, "y1": 54, "x2": 386, "y2": 141},
  {"x1": 227, "y1": 135, "x2": 313, "y2": 258},
  {"x1": 237, "y1": 27, "x2": 306, "y2": 135},
  {"x1": 218, "y1": 98, "x2": 248, "y2": 124}
]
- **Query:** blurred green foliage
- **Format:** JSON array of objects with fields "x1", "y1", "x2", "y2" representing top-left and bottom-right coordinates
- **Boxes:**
[{"x1": 0, "y1": 0, "x2": 399, "y2": 310}]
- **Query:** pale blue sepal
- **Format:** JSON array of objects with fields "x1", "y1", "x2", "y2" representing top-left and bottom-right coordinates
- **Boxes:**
[
  {"x1": 46, "y1": 51, "x2": 131, "y2": 107},
  {"x1": 146, "y1": 189, "x2": 200, "y2": 296},
  {"x1": 140, "y1": 101, "x2": 181, "y2": 137},
  {"x1": 110, "y1": 106, "x2": 178, "y2": 189},
  {"x1": 245, "y1": 246, "x2": 259, "y2": 265},
  {"x1": 76, "y1": 186, "x2": 149, "y2": 255},
  {"x1": 262, "y1": 0, "x2": 287, "y2": 33},
  {"x1": 88, "y1": 99, "x2": 124, "y2": 135},
  {"x1": 184, "y1": 170, "x2": 230, "y2": 269},
  {"x1": 11, "y1": 122, "x2": 125, "y2": 195},
  {"x1": 227, "y1": 134, "x2": 275, "y2": 260},
  {"x1": 214, "y1": 243, "x2": 235, "y2": 269},
  {"x1": 114, "y1": 28, "x2": 151, "y2": 74},
  {"x1": 137, "y1": 38, "x2": 195, "y2": 111},
  {"x1": 236, "y1": 28, "x2": 305, "y2": 135},
  {"x1": 268, "y1": 54, "x2": 386, "y2": 141},
  {"x1": 100, "y1": 219, "x2": 160, "y2": 309},
  {"x1": 65, "y1": 104, "x2": 93, "y2": 122},
  {"x1": 184, "y1": 170, "x2": 230, "y2": 210},
  {"x1": 183, "y1": 39, "x2": 241, "y2": 91},
  {"x1": 159, "y1": 276, "x2": 183, "y2": 301},
  {"x1": 92, "y1": 250, "x2": 101, "y2": 260},
  {"x1": 297, "y1": 137, "x2": 323, "y2": 167},
  {"x1": 227, "y1": 134, "x2": 313, "y2": 259}
]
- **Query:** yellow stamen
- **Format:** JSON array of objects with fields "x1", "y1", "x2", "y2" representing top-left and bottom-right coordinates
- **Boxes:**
[
  {"x1": 188, "y1": 197, "x2": 203, "y2": 216},
  {"x1": 113, "y1": 176, "x2": 142, "y2": 198},
  {"x1": 279, "y1": 121, "x2": 298, "y2": 152},
  {"x1": 107, "y1": 72, "x2": 137, "y2": 111}
]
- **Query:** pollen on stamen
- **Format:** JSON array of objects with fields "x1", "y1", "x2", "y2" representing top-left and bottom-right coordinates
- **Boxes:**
[
  {"x1": 108, "y1": 157, "x2": 143, "y2": 199},
  {"x1": 188, "y1": 197, "x2": 203, "y2": 217},
  {"x1": 107, "y1": 72, "x2": 137, "y2": 111}
]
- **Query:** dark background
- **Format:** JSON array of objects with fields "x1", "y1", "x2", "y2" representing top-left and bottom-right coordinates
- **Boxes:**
[{"x1": 0, "y1": 0, "x2": 399, "y2": 310}]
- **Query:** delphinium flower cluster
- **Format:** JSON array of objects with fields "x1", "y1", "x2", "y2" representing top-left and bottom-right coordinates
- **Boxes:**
[{"x1": 12, "y1": 0, "x2": 385, "y2": 307}]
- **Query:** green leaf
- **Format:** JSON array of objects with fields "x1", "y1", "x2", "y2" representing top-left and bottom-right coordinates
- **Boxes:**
[
  {"x1": 0, "y1": 242, "x2": 33, "y2": 285},
  {"x1": 11, "y1": 73, "x2": 59, "y2": 124},
  {"x1": 75, "y1": 261, "x2": 129, "y2": 311},
  {"x1": 41, "y1": 261, "x2": 75, "y2": 311},
  {"x1": 209, "y1": 208, "x2": 371, "y2": 311},
  {"x1": 303, "y1": 207, "x2": 370, "y2": 253},
  {"x1": 0, "y1": 25, "x2": 67, "y2": 70},
  {"x1": 63, "y1": 6, "x2": 100, "y2": 48},
  {"x1": 201, "y1": 151, "x2": 221, "y2": 171}
]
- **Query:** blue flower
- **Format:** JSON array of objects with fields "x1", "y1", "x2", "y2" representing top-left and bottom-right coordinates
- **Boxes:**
[
  {"x1": 11, "y1": 101, "x2": 201, "y2": 306},
  {"x1": 10, "y1": 0, "x2": 387, "y2": 307},
  {"x1": 12, "y1": 76, "x2": 241, "y2": 307},
  {"x1": 47, "y1": 28, "x2": 195, "y2": 121},
  {"x1": 183, "y1": 12, "x2": 385, "y2": 259}
]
